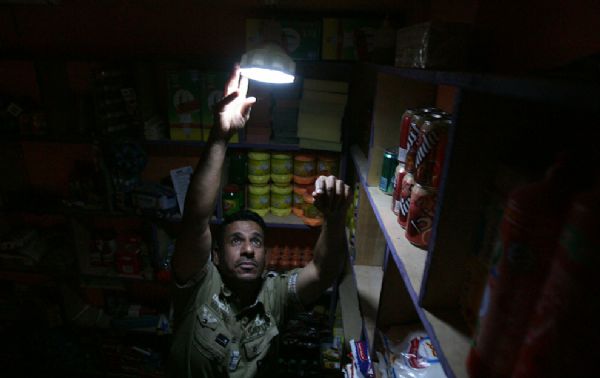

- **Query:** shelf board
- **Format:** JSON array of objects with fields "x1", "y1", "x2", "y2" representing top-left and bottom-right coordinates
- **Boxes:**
[
  {"x1": 420, "y1": 309, "x2": 470, "y2": 378},
  {"x1": 370, "y1": 63, "x2": 599, "y2": 111},
  {"x1": 354, "y1": 264, "x2": 383, "y2": 352}
]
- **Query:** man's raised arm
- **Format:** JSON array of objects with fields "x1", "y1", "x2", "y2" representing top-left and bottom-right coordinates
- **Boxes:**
[
  {"x1": 171, "y1": 65, "x2": 255, "y2": 283},
  {"x1": 296, "y1": 175, "x2": 352, "y2": 306}
]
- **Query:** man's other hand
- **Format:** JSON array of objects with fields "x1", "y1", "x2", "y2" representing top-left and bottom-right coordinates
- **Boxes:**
[{"x1": 312, "y1": 176, "x2": 352, "y2": 222}]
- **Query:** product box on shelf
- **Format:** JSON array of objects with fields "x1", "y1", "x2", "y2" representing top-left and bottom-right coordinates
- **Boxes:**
[
  {"x1": 246, "y1": 18, "x2": 321, "y2": 61},
  {"x1": 394, "y1": 21, "x2": 471, "y2": 70},
  {"x1": 167, "y1": 70, "x2": 203, "y2": 141},
  {"x1": 322, "y1": 18, "x2": 383, "y2": 61}
]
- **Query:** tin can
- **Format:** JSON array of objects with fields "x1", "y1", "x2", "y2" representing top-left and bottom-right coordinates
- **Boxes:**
[
  {"x1": 379, "y1": 148, "x2": 397, "y2": 194},
  {"x1": 405, "y1": 184, "x2": 437, "y2": 249},
  {"x1": 397, "y1": 172, "x2": 415, "y2": 228},
  {"x1": 271, "y1": 152, "x2": 293, "y2": 184},
  {"x1": 512, "y1": 189, "x2": 600, "y2": 378},
  {"x1": 415, "y1": 114, "x2": 450, "y2": 187},
  {"x1": 398, "y1": 108, "x2": 419, "y2": 163},
  {"x1": 248, "y1": 183, "x2": 270, "y2": 217},
  {"x1": 391, "y1": 159, "x2": 407, "y2": 215},
  {"x1": 317, "y1": 154, "x2": 339, "y2": 177},
  {"x1": 248, "y1": 151, "x2": 270, "y2": 184},
  {"x1": 405, "y1": 112, "x2": 431, "y2": 173}
]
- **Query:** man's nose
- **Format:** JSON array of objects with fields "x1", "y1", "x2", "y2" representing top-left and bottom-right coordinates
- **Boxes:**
[{"x1": 241, "y1": 240, "x2": 255, "y2": 256}]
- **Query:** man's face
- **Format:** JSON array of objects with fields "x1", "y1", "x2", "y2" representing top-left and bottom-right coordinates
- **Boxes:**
[{"x1": 214, "y1": 220, "x2": 266, "y2": 282}]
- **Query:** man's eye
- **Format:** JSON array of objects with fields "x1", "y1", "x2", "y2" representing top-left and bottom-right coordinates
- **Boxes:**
[
  {"x1": 252, "y1": 238, "x2": 263, "y2": 247},
  {"x1": 231, "y1": 237, "x2": 242, "y2": 245}
]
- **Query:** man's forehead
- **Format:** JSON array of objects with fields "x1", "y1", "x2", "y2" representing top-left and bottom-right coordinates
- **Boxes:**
[{"x1": 224, "y1": 220, "x2": 264, "y2": 236}]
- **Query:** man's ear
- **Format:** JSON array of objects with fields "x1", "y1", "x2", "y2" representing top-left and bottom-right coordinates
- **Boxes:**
[{"x1": 212, "y1": 246, "x2": 220, "y2": 266}]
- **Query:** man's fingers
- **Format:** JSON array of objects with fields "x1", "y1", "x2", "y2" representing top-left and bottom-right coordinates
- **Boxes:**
[
  {"x1": 241, "y1": 97, "x2": 256, "y2": 120},
  {"x1": 214, "y1": 92, "x2": 239, "y2": 113},
  {"x1": 239, "y1": 76, "x2": 249, "y2": 98},
  {"x1": 225, "y1": 65, "x2": 240, "y2": 96}
]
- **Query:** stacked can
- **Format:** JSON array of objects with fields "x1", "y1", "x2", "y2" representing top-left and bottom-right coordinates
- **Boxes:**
[
  {"x1": 397, "y1": 109, "x2": 435, "y2": 228},
  {"x1": 399, "y1": 109, "x2": 451, "y2": 250},
  {"x1": 391, "y1": 108, "x2": 416, "y2": 215}
]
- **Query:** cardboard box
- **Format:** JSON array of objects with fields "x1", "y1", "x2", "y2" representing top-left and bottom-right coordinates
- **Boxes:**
[
  {"x1": 246, "y1": 18, "x2": 321, "y2": 61},
  {"x1": 167, "y1": 70, "x2": 203, "y2": 141}
]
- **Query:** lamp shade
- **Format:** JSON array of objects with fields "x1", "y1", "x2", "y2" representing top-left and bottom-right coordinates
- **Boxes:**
[{"x1": 240, "y1": 43, "x2": 295, "y2": 84}]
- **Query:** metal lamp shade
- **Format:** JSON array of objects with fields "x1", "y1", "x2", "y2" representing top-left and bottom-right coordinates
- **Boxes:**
[{"x1": 240, "y1": 43, "x2": 295, "y2": 84}]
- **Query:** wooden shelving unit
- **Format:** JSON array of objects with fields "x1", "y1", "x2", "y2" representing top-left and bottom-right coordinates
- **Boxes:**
[{"x1": 343, "y1": 62, "x2": 598, "y2": 378}]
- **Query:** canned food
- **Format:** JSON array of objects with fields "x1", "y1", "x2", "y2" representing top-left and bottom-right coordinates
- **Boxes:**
[
  {"x1": 398, "y1": 108, "x2": 419, "y2": 163},
  {"x1": 405, "y1": 183, "x2": 437, "y2": 249},
  {"x1": 415, "y1": 114, "x2": 450, "y2": 187},
  {"x1": 397, "y1": 172, "x2": 415, "y2": 228},
  {"x1": 379, "y1": 148, "x2": 397, "y2": 195},
  {"x1": 248, "y1": 151, "x2": 270, "y2": 184}
]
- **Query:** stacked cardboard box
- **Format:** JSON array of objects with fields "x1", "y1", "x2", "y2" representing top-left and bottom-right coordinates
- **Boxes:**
[{"x1": 297, "y1": 79, "x2": 348, "y2": 152}]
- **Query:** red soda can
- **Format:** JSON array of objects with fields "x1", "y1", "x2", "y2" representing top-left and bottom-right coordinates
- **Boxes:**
[
  {"x1": 512, "y1": 188, "x2": 600, "y2": 378},
  {"x1": 397, "y1": 172, "x2": 415, "y2": 228},
  {"x1": 405, "y1": 112, "x2": 432, "y2": 173},
  {"x1": 398, "y1": 108, "x2": 419, "y2": 163},
  {"x1": 391, "y1": 159, "x2": 407, "y2": 215},
  {"x1": 405, "y1": 184, "x2": 437, "y2": 249},
  {"x1": 414, "y1": 115, "x2": 450, "y2": 188},
  {"x1": 467, "y1": 161, "x2": 574, "y2": 378}
]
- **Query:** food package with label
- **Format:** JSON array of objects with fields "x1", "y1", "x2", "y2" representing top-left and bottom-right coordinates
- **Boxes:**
[{"x1": 395, "y1": 21, "x2": 471, "y2": 70}]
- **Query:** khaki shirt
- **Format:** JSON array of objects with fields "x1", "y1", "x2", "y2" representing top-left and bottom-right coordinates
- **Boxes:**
[{"x1": 168, "y1": 263, "x2": 302, "y2": 378}]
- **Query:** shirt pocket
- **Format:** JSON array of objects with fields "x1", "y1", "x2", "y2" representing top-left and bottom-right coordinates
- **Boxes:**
[
  {"x1": 242, "y1": 323, "x2": 279, "y2": 361},
  {"x1": 193, "y1": 304, "x2": 230, "y2": 364}
]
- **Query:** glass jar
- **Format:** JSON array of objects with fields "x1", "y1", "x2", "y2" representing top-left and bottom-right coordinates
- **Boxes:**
[
  {"x1": 302, "y1": 187, "x2": 323, "y2": 226},
  {"x1": 292, "y1": 183, "x2": 309, "y2": 217},
  {"x1": 248, "y1": 151, "x2": 270, "y2": 184},
  {"x1": 317, "y1": 154, "x2": 339, "y2": 177},
  {"x1": 270, "y1": 183, "x2": 293, "y2": 216},
  {"x1": 271, "y1": 152, "x2": 293, "y2": 184},
  {"x1": 293, "y1": 154, "x2": 316, "y2": 185},
  {"x1": 248, "y1": 183, "x2": 270, "y2": 216},
  {"x1": 222, "y1": 184, "x2": 243, "y2": 216}
]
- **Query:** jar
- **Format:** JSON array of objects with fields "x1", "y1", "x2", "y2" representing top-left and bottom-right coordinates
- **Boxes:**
[
  {"x1": 317, "y1": 154, "x2": 339, "y2": 177},
  {"x1": 228, "y1": 150, "x2": 247, "y2": 185},
  {"x1": 222, "y1": 184, "x2": 243, "y2": 216},
  {"x1": 248, "y1": 183, "x2": 270, "y2": 216},
  {"x1": 271, "y1": 152, "x2": 293, "y2": 184},
  {"x1": 292, "y1": 184, "x2": 309, "y2": 217},
  {"x1": 270, "y1": 183, "x2": 292, "y2": 216},
  {"x1": 293, "y1": 154, "x2": 316, "y2": 185},
  {"x1": 302, "y1": 187, "x2": 323, "y2": 226},
  {"x1": 248, "y1": 151, "x2": 270, "y2": 184}
]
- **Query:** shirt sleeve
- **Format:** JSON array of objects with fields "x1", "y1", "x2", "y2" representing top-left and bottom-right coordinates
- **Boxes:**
[{"x1": 171, "y1": 261, "x2": 215, "y2": 328}]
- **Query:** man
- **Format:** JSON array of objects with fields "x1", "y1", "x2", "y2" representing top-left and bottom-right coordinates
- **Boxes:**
[{"x1": 168, "y1": 65, "x2": 352, "y2": 378}]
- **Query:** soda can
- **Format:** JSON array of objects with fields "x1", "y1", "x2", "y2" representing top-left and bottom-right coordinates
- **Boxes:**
[
  {"x1": 415, "y1": 114, "x2": 450, "y2": 188},
  {"x1": 405, "y1": 112, "x2": 436, "y2": 173},
  {"x1": 512, "y1": 189, "x2": 600, "y2": 378},
  {"x1": 379, "y1": 148, "x2": 397, "y2": 195},
  {"x1": 405, "y1": 184, "x2": 437, "y2": 249},
  {"x1": 397, "y1": 172, "x2": 415, "y2": 229},
  {"x1": 398, "y1": 108, "x2": 420, "y2": 163}
]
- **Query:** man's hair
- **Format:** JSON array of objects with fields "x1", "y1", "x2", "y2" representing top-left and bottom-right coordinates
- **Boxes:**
[{"x1": 215, "y1": 209, "x2": 267, "y2": 250}]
